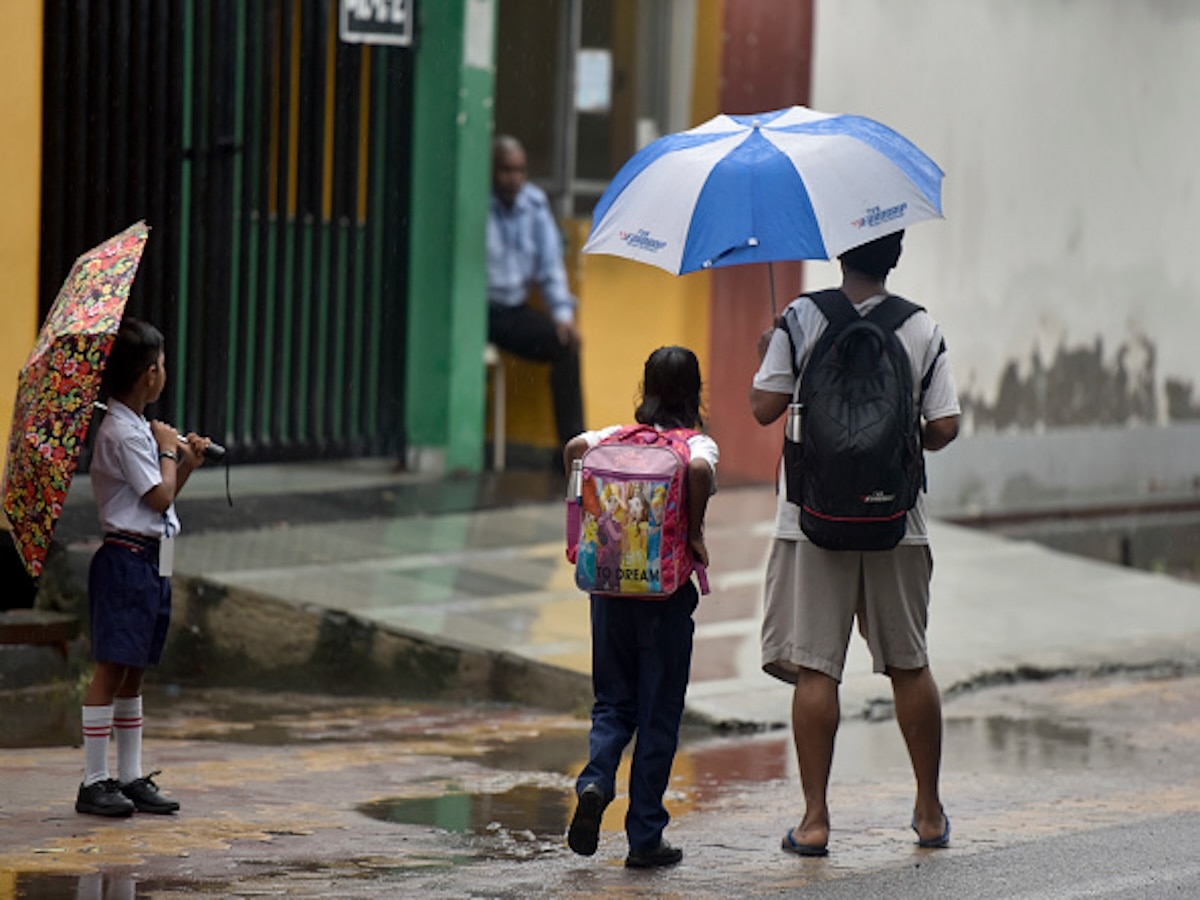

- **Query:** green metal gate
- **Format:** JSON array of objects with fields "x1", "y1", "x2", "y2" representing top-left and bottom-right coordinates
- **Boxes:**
[{"x1": 41, "y1": 0, "x2": 412, "y2": 464}]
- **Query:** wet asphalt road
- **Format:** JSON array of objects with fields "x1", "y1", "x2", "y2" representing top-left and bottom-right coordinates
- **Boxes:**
[{"x1": 4, "y1": 668, "x2": 1200, "y2": 898}]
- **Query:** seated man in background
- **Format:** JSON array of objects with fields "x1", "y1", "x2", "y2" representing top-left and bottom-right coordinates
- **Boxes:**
[{"x1": 487, "y1": 134, "x2": 585, "y2": 463}]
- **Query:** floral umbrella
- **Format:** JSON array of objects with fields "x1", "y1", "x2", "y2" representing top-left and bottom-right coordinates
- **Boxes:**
[{"x1": 3, "y1": 220, "x2": 150, "y2": 579}]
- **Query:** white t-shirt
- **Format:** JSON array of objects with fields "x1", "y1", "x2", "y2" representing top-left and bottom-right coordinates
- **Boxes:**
[
  {"x1": 90, "y1": 400, "x2": 181, "y2": 538},
  {"x1": 752, "y1": 293, "x2": 960, "y2": 543}
]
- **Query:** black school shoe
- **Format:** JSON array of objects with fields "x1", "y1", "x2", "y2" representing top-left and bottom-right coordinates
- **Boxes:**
[
  {"x1": 625, "y1": 839, "x2": 683, "y2": 869},
  {"x1": 567, "y1": 784, "x2": 608, "y2": 856},
  {"x1": 76, "y1": 779, "x2": 135, "y2": 817},
  {"x1": 120, "y1": 770, "x2": 180, "y2": 814}
]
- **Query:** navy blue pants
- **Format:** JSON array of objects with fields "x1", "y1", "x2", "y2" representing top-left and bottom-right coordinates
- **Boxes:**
[{"x1": 576, "y1": 581, "x2": 698, "y2": 852}]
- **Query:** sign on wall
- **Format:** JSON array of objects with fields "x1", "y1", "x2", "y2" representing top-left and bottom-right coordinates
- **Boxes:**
[
  {"x1": 340, "y1": 0, "x2": 414, "y2": 47},
  {"x1": 575, "y1": 49, "x2": 612, "y2": 113}
]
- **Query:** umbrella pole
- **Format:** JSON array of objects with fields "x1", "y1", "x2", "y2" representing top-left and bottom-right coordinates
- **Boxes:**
[{"x1": 768, "y1": 262, "x2": 778, "y2": 320}]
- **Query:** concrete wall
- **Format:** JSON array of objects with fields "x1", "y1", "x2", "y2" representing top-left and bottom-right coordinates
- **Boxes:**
[{"x1": 809, "y1": 0, "x2": 1200, "y2": 512}]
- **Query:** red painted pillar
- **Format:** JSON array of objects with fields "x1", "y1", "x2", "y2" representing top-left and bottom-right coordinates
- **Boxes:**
[{"x1": 705, "y1": 0, "x2": 814, "y2": 486}]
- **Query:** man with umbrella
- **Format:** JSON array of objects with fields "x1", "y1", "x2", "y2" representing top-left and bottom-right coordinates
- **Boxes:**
[
  {"x1": 75, "y1": 318, "x2": 212, "y2": 817},
  {"x1": 578, "y1": 103, "x2": 956, "y2": 851},
  {"x1": 749, "y1": 231, "x2": 961, "y2": 854}
]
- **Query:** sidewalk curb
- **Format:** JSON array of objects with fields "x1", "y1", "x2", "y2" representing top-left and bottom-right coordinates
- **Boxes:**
[{"x1": 159, "y1": 574, "x2": 595, "y2": 714}]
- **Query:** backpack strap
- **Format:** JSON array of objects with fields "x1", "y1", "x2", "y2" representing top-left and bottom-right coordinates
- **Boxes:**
[
  {"x1": 779, "y1": 308, "x2": 802, "y2": 384},
  {"x1": 780, "y1": 289, "x2": 856, "y2": 384},
  {"x1": 921, "y1": 336, "x2": 946, "y2": 393},
  {"x1": 864, "y1": 294, "x2": 923, "y2": 333},
  {"x1": 809, "y1": 288, "x2": 861, "y2": 331},
  {"x1": 804, "y1": 289, "x2": 861, "y2": 384},
  {"x1": 603, "y1": 425, "x2": 695, "y2": 459},
  {"x1": 867, "y1": 294, "x2": 946, "y2": 399}
]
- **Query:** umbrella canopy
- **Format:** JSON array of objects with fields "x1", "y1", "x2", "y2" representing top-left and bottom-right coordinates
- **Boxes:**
[
  {"x1": 3, "y1": 220, "x2": 150, "y2": 578},
  {"x1": 582, "y1": 105, "x2": 944, "y2": 275}
]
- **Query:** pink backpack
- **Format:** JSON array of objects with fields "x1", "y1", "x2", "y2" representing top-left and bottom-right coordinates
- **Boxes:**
[{"x1": 566, "y1": 425, "x2": 708, "y2": 599}]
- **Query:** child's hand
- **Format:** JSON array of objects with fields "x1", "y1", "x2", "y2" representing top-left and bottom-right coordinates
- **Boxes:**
[
  {"x1": 181, "y1": 433, "x2": 212, "y2": 467},
  {"x1": 150, "y1": 420, "x2": 180, "y2": 454},
  {"x1": 689, "y1": 535, "x2": 709, "y2": 567}
]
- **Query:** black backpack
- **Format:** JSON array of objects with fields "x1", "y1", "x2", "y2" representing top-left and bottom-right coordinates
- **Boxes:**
[{"x1": 781, "y1": 289, "x2": 937, "y2": 551}]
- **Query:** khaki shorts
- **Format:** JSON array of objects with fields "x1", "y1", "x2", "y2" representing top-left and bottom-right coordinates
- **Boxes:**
[{"x1": 761, "y1": 539, "x2": 933, "y2": 683}]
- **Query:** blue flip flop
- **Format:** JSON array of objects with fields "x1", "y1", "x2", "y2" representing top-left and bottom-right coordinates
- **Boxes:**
[
  {"x1": 912, "y1": 808, "x2": 951, "y2": 849},
  {"x1": 781, "y1": 827, "x2": 828, "y2": 857}
]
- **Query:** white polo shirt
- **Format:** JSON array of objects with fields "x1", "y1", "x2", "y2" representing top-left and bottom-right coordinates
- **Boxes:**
[{"x1": 90, "y1": 400, "x2": 181, "y2": 539}]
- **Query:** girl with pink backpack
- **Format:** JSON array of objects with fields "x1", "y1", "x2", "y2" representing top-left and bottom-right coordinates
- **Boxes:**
[{"x1": 561, "y1": 345, "x2": 718, "y2": 869}]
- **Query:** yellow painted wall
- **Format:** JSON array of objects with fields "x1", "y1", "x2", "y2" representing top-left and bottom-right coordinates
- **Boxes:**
[
  {"x1": 576, "y1": 225, "x2": 712, "y2": 429},
  {"x1": 691, "y1": 0, "x2": 722, "y2": 125},
  {"x1": 493, "y1": 221, "x2": 711, "y2": 447},
  {"x1": 0, "y1": 5, "x2": 43, "y2": 489}
]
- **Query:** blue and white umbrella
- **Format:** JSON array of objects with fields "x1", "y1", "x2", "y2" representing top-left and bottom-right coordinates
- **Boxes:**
[{"x1": 583, "y1": 105, "x2": 944, "y2": 280}]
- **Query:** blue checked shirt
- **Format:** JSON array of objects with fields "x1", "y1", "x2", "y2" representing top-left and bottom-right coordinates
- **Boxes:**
[{"x1": 487, "y1": 183, "x2": 577, "y2": 325}]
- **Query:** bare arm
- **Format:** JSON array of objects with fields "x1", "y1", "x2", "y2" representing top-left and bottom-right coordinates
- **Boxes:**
[
  {"x1": 173, "y1": 432, "x2": 211, "y2": 494},
  {"x1": 749, "y1": 387, "x2": 790, "y2": 426},
  {"x1": 687, "y1": 457, "x2": 714, "y2": 566},
  {"x1": 923, "y1": 415, "x2": 960, "y2": 451},
  {"x1": 142, "y1": 423, "x2": 210, "y2": 513},
  {"x1": 142, "y1": 421, "x2": 180, "y2": 514},
  {"x1": 562, "y1": 434, "x2": 589, "y2": 473}
]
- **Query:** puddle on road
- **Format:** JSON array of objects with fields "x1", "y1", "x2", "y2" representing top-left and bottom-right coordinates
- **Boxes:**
[
  {"x1": 12, "y1": 872, "x2": 133, "y2": 900},
  {"x1": 471, "y1": 730, "x2": 590, "y2": 774},
  {"x1": 353, "y1": 711, "x2": 1137, "y2": 856},
  {"x1": 356, "y1": 727, "x2": 798, "y2": 857},
  {"x1": 359, "y1": 785, "x2": 568, "y2": 859},
  {"x1": 944, "y1": 712, "x2": 1134, "y2": 772},
  {"x1": 11, "y1": 858, "x2": 473, "y2": 899}
]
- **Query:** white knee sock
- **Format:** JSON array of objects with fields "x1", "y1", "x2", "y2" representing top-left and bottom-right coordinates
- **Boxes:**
[
  {"x1": 82, "y1": 704, "x2": 114, "y2": 786},
  {"x1": 112, "y1": 695, "x2": 144, "y2": 784}
]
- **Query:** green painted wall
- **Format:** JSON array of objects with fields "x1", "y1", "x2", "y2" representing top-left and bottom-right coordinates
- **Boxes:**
[{"x1": 405, "y1": 0, "x2": 495, "y2": 472}]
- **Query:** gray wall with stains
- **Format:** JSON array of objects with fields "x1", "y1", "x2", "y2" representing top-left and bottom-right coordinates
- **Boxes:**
[{"x1": 808, "y1": 0, "x2": 1200, "y2": 515}]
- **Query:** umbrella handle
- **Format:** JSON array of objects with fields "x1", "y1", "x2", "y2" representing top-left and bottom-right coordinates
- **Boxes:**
[
  {"x1": 95, "y1": 402, "x2": 225, "y2": 462},
  {"x1": 181, "y1": 436, "x2": 226, "y2": 463},
  {"x1": 768, "y1": 261, "x2": 777, "y2": 319}
]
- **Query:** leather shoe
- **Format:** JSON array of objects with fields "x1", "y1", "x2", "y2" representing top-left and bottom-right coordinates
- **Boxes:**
[
  {"x1": 76, "y1": 779, "x2": 135, "y2": 817},
  {"x1": 624, "y1": 839, "x2": 683, "y2": 869},
  {"x1": 567, "y1": 784, "x2": 607, "y2": 856},
  {"x1": 120, "y1": 770, "x2": 180, "y2": 814}
]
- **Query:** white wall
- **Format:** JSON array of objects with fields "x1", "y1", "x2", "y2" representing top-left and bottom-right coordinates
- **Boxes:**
[{"x1": 808, "y1": 0, "x2": 1200, "y2": 512}]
